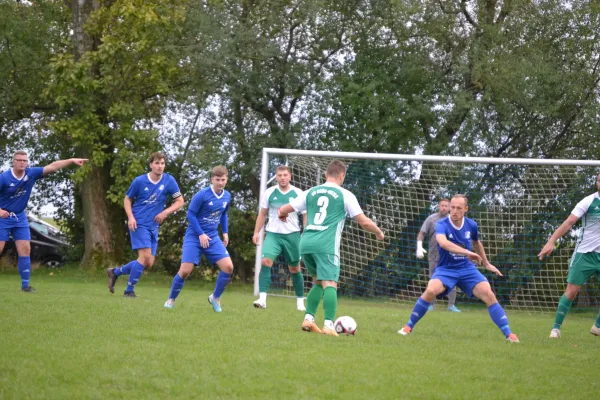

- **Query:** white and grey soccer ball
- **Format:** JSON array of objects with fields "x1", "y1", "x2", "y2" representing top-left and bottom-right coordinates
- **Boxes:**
[{"x1": 334, "y1": 316, "x2": 357, "y2": 335}]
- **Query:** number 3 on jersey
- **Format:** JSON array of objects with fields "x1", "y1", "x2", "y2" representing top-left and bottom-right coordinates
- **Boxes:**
[{"x1": 314, "y1": 196, "x2": 329, "y2": 225}]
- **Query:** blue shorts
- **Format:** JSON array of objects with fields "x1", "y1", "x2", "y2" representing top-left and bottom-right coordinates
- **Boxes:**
[
  {"x1": 0, "y1": 211, "x2": 30, "y2": 241},
  {"x1": 130, "y1": 226, "x2": 158, "y2": 256},
  {"x1": 181, "y1": 232, "x2": 229, "y2": 265},
  {"x1": 431, "y1": 265, "x2": 488, "y2": 297}
]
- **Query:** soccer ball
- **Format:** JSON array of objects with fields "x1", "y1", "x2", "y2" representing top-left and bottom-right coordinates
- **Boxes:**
[{"x1": 334, "y1": 316, "x2": 357, "y2": 335}]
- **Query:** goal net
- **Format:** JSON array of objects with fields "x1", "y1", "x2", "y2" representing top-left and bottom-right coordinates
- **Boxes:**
[{"x1": 255, "y1": 149, "x2": 600, "y2": 312}]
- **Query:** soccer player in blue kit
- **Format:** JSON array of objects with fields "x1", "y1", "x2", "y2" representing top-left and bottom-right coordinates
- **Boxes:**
[
  {"x1": 0, "y1": 151, "x2": 87, "y2": 292},
  {"x1": 164, "y1": 166, "x2": 233, "y2": 312},
  {"x1": 107, "y1": 152, "x2": 184, "y2": 297},
  {"x1": 398, "y1": 194, "x2": 520, "y2": 342}
]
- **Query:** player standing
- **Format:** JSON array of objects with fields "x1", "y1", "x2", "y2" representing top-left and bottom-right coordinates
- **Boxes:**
[
  {"x1": 416, "y1": 198, "x2": 461, "y2": 312},
  {"x1": 539, "y1": 173, "x2": 600, "y2": 338},
  {"x1": 278, "y1": 160, "x2": 384, "y2": 336},
  {"x1": 253, "y1": 166, "x2": 307, "y2": 310},
  {"x1": 107, "y1": 152, "x2": 184, "y2": 297},
  {"x1": 0, "y1": 151, "x2": 87, "y2": 292},
  {"x1": 398, "y1": 194, "x2": 520, "y2": 342},
  {"x1": 164, "y1": 166, "x2": 233, "y2": 312}
]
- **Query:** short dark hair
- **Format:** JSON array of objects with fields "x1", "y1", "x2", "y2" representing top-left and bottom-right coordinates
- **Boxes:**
[
  {"x1": 211, "y1": 166, "x2": 228, "y2": 177},
  {"x1": 148, "y1": 152, "x2": 166, "y2": 164},
  {"x1": 325, "y1": 160, "x2": 346, "y2": 178}
]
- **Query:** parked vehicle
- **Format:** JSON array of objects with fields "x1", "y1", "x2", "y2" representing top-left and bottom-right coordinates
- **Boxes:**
[{"x1": 0, "y1": 215, "x2": 69, "y2": 267}]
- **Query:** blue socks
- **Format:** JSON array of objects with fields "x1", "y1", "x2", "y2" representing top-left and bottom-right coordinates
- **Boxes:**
[
  {"x1": 114, "y1": 260, "x2": 144, "y2": 292},
  {"x1": 169, "y1": 274, "x2": 186, "y2": 300},
  {"x1": 488, "y1": 302, "x2": 512, "y2": 337},
  {"x1": 213, "y1": 271, "x2": 231, "y2": 299},
  {"x1": 407, "y1": 297, "x2": 431, "y2": 329},
  {"x1": 18, "y1": 256, "x2": 31, "y2": 289},
  {"x1": 125, "y1": 261, "x2": 145, "y2": 293},
  {"x1": 113, "y1": 260, "x2": 136, "y2": 277}
]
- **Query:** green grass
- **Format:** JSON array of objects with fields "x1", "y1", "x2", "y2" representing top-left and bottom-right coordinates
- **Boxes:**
[{"x1": 0, "y1": 268, "x2": 599, "y2": 399}]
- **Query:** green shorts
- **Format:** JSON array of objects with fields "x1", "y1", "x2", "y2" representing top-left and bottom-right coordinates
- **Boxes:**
[
  {"x1": 567, "y1": 252, "x2": 600, "y2": 285},
  {"x1": 302, "y1": 253, "x2": 340, "y2": 282},
  {"x1": 262, "y1": 231, "x2": 301, "y2": 266}
]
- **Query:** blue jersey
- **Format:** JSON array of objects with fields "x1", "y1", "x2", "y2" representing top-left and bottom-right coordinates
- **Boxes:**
[
  {"x1": 186, "y1": 186, "x2": 230, "y2": 237},
  {"x1": 126, "y1": 173, "x2": 182, "y2": 228},
  {"x1": 0, "y1": 167, "x2": 45, "y2": 213},
  {"x1": 435, "y1": 216, "x2": 479, "y2": 269}
]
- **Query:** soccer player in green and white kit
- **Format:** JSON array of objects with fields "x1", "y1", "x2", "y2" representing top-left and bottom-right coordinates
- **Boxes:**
[
  {"x1": 539, "y1": 173, "x2": 600, "y2": 338},
  {"x1": 278, "y1": 160, "x2": 384, "y2": 336},
  {"x1": 253, "y1": 165, "x2": 307, "y2": 310}
]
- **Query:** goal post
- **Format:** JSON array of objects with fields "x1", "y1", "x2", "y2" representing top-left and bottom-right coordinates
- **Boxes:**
[{"x1": 254, "y1": 148, "x2": 600, "y2": 311}]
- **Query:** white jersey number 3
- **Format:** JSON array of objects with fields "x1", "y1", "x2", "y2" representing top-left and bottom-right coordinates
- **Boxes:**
[{"x1": 314, "y1": 196, "x2": 329, "y2": 225}]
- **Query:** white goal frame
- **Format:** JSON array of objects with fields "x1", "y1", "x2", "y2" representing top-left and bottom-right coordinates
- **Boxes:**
[{"x1": 254, "y1": 148, "x2": 600, "y2": 299}]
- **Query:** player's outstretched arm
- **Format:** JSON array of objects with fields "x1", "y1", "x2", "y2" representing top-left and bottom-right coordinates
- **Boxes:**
[
  {"x1": 538, "y1": 214, "x2": 579, "y2": 260},
  {"x1": 354, "y1": 214, "x2": 384, "y2": 240},
  {"x1": 253, "y1": 208, "x2": 268, "y2": 245},
  {"x1": 472, "y1": 240, "x2": 502, "y2": 276},
  {"x1": 42, "y1": 158, "x2": 88, "y2": 176},
  {"x1": 436, "y1": 234, "x2": 482, "y2": 264}
]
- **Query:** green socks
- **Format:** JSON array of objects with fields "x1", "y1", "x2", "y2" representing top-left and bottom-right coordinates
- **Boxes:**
[
  {"x1": 595, "y1": 310, "x2": 600, "y2": 329},
  {"x1": 292, "y1": 271, "x2": 304, "y2": 298},
  {"x1": 258, "y1": 265, "x2": 271, "y2": 293},
  {"x1": 323, "y1": 286, "x2": 338, "y2": 322},
  {"x1": 305, "y1": 284, "x2": 324, "y2": 317},
  {"x1": 553, "y1": 294, "x2": 573, "y2": 329}
]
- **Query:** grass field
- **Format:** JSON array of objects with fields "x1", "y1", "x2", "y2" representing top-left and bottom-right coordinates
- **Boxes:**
[{"x1": 0, "y1": 267, "x2": 599, "y2": 399}]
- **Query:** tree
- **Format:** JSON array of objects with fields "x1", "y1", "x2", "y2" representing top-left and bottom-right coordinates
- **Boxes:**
[{"x1": 44, "y1": 0, "x2": 192, "y2": 264}]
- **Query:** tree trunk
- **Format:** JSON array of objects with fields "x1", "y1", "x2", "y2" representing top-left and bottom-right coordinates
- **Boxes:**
[
  {"x1": 79, "y1": 159, "x2": 124, "y2": 265},
  {"x1": 71, "y1": 0, "x2": 124, "y2": 265}
]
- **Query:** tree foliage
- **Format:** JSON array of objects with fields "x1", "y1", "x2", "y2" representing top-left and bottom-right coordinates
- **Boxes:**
[{"x1": 1, "y1": 0, "x2": 600, "y2": 278}]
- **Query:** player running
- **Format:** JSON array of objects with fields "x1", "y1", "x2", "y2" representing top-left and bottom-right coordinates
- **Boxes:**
[{"x1": 164, "y1": 166, "x2": 233, "y2": 312}]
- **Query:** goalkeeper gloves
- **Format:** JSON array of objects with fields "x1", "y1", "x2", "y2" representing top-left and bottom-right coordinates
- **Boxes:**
[{"x1": 416, "y1": 241, "x2": 427, "y2": 259}]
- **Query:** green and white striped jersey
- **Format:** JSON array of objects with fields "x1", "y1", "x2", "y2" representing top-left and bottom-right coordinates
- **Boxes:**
[
  {"x1": 290, "y1": 182, "x2": 363, "y2": 255},
  {"x1": 260, "y1": 185, "x2": 304, "y2": 234},
  {"x1": 572, "y1": 192, "x2": 600, "y2": 253}
]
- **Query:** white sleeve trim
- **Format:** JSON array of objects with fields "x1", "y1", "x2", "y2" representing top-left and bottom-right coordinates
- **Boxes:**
[
  {"x1": 342, "y1": 188, "x2": 363, "y2": 218},
  {"x1": 260, "y1": 186, "x2": 275, "y2": 209},
  {"x1": 572, "y1": 193, "x2": 595, "y2": 219},
  {"x1": 290, "y1": 190, "x2": 307, "y2": 212},
  {"x1": 293, "y1": 187, "x2": 307, "y2": 214}
]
